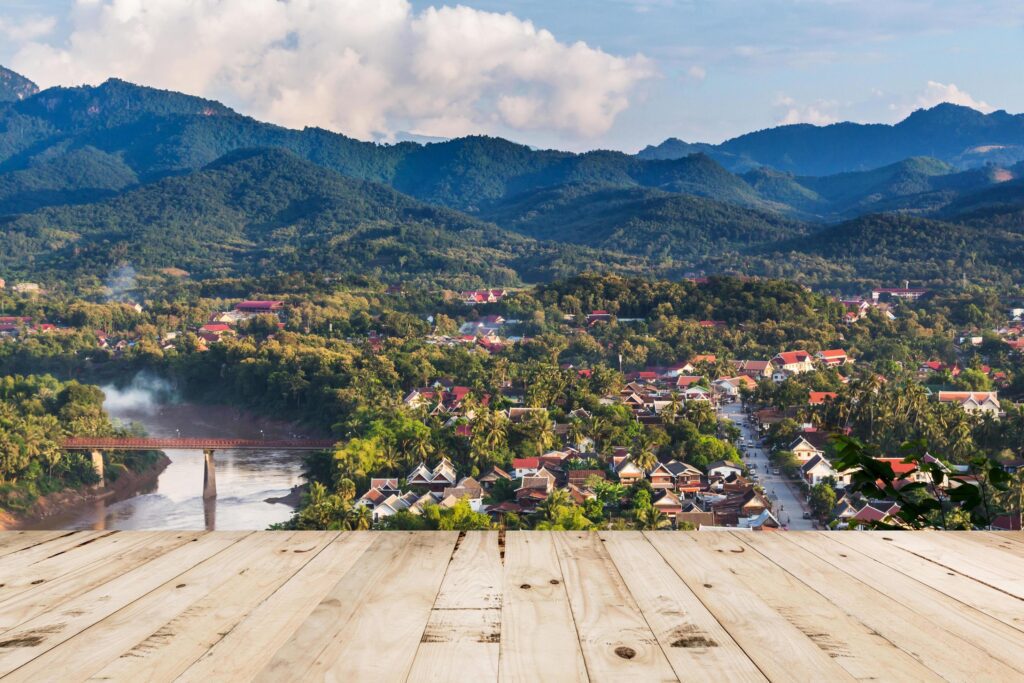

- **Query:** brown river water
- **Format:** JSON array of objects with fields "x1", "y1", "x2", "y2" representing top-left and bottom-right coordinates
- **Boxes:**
[{"x1": 32, "y1": 397, "x2": 323, "y2": 531}]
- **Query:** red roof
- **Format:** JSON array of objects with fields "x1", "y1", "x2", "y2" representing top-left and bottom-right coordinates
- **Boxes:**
[
  {"x1": 512, "y1": 457, "x2": 540, "y2": 470},
  {"x1": 774, "y1": 351, "x2": 810, "y2": 365},
  {"x1": 808, "y1": 391, "x2": 838, "y2": 405},
  {"x1": 875, "y1": 458, "x2": 918, "y2": 476}
]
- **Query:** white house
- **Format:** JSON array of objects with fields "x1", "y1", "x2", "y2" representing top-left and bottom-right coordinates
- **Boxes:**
[{"x1": 707, "y1": 459, "x2": 744, "y2": 479}]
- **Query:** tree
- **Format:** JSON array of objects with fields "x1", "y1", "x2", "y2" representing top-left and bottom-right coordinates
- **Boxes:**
[
  {"x1": 808, "y1": 481, "x2": 837, "y2": 519},
  {"x1": 635, "y1": 505, "x2": 669, "y2": 530}
]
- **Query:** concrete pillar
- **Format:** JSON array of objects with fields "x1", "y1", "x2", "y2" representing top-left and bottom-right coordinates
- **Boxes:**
[
  {"x1": 203, "y1": 449, "x2": 217, "y2": 499},
  {"x1": 90, "y1": 450, "x2": 105, "y2": 487},
  {"x1": 203, "y1": 495, "x2": 216, "y2": 531}
]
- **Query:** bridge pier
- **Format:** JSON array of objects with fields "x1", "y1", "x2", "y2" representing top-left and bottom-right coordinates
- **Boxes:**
[
  {"x1": 90, "y1": 450, "x2": 105, "y2": 487},
  {"x1": 203, "y1": 449, "x2": 217, "y2": 499}
]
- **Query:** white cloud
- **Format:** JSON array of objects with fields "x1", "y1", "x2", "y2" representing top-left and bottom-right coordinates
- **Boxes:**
[
  {"x1": 11, "y1": 0, "x2": 653, "y2": 143},
  {"x1": 914, "y1": 81, "x2": 994, "y2": 113},
  {"x1": 886, "y1": 81, "x2": 995, "y2": 120},
  {"x1": 774, "y1": 95, "x2": 839, "y2": 126},
  {"x1": 686, "y1": 65, "x2": 706, "y2": 81},
  {"x1": 0, "y1": 14, "x2": 57, "y2": 43}
]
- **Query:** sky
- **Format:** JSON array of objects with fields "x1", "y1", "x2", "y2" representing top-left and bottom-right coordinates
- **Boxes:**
[{"x1": 0, "y1": 0, "x2": 1021, "y2": 152}]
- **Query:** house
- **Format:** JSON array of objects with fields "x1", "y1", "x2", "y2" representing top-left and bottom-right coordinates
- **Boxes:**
[
  {"x1": 871, "y1": 287, "x2": 927, "y2": 302},
  {"x1": 737, "y1": 509, "x2": 781, "y2": 530},
  {"x1": 478, "y1": 466, "x2": 512, "y2": 490},
  {"x1": 648, "y1": 462, "x2": 678, "y2": 490},
  {"x1": 707, "y1": 459, "x2": 743, "y2": 479},
  {"x1": 713, "y1": 376, "x2": 756, "y2": 400},
  {"x1": 586, "y1": 310, "x2": 613, "y2": 325},
  {"x1": 613, "y1": 457, "x2": 644, "y2": 486},
  {"x1": 788, "y1": 435, "x2": 826, "y2": 462},
  {"x1": 816, "y1": 349, "x2": 849, "y2": 367},
  {"x1": 652, "y1": 489, "x2": 683, "y2": 519},
  {"x1": 808, "y1": 391, "x2": 838, "y2": 406},
  {"x1": 235, "y1": 300, "x2": 284, "y2": 314},
  {"x1": 731, "y1": 359, "x2": 773, "y2": 379},
  {"x1": 12, "y1": 282, "x2": 40, "y2": 294},
  {"x1": 460, "y1": 289, "x2": 507, "y2": 305},
  {"x1": 665, "y1": 460, "x2": 703, "y2": 493},
  {"x1": 512, "y1": 457, "x2": 541, "y2": 479},
  {"x1": 674, "y1": 375, "x2": 704, "y2": 389},
  {"x1": 801, "y1": 454, "x2": 839, "y2": 487},
  {"x1": 936, "y1": 391, "x2": 1001, "y2": 417},
  {"x1": 406, "y1": 458, "x2": 458, "y2": 492},
  {"x1": 771, "y1": 351, "x2": 815, "y2": 375},
  {"x1": 567, "y1": 469, "x2": 605, "y2": 488}
]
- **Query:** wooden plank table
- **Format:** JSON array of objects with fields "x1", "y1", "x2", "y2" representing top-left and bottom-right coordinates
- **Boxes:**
[{"x1": 0, "y1": 530, "x2": 1021, "y2": 682}]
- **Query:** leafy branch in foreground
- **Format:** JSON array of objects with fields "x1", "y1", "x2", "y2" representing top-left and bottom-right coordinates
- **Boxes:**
[{"x1": 832, "y1": 434, "x2": 1012, "y2": 529}]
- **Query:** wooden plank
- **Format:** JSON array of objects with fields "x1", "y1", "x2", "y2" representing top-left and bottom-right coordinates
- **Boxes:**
[
  {"x1": 0, "y1": 532, "x2": 76, "y2": 558},
  {"x1": 179, "y1": 532, "x2": 375, "y2": 682},
  {"x1": 646, "y1": 532, "x2": 853, "y2": 682},
  {"x1": 553, "y1": 531, "x2": 677, "y2": 681},
  {"x1": 954, "y1": 531, "x2": 1024, "y2": 558},
  {"x1": 0, "y1": 531, "x2": 249, "y2": 677},
  {"x1": 785, "y1": 532, "x2": 1024, "y2": 673},
  {"x1": 499, "y1": 531, "x2": 588, "y2": 682},
  {"x1": 690, "y1": 533, "x2": 942, "y2": 682},
  {"x1": 600, "y1": 531, "x2": 766, "y2": 683},
  {"x1": 83, "y1": 531, "x2": 339, "y2": 682},
  {"x1": 829, "y1": 532, "x2": 1024, "y2": 633},
  {"x1": 254, "y1": 532, "x2": 410, "y2": 679},
  {"x1": 258, "y1": 531, "x2": 458, "y2": 681},
  {"x1": 0, "y1": 532, "x2": 203, "y2": 633},
  {"x1": 876, "y1": 531, "x2": 1024, "y2": 598},
  {"x1": 0, "y1": 531, "x2": 112, "y2": 572},
  {"x1": 407, "y1": 530, "x2": 502, "y2": 682},
  {"x1": 0, "y1": 531, "x2": 162, "y2": 608},
  {"x1": 745, "y1": 532, "x2": 1024, "y2": 682}
]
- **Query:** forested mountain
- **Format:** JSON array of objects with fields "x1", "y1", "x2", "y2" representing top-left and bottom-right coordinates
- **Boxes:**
[
  {"x1": 640, "y1": 104, "x2": 1024, "y2": 175},
  {"x1": 0, "y1": 66, "x2": 37, "y2": 102},
  {"x1": 3, "y1": 66, "x2": 1024, "y2": 290},
  {"x1": 480, "y1": 183, "x2": 805, "y2": 260},
  {"x1": 0, "y1": 148, "x2": 649, "y2": 286},
  {"x1": 0, "y1": 76, "x2": 767, "y2": 214}
]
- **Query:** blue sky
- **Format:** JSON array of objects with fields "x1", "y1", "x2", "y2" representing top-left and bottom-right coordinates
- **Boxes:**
[{"x1": 1, "y1": 0, "x2": 1021, "y2": 151}]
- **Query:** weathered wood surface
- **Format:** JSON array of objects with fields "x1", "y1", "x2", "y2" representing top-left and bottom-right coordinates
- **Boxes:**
[{"x1": 0, "y1": 530, "x2": 1020, "y2": 682}]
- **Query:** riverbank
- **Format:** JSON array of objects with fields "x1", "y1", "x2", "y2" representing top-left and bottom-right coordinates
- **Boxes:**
[{"x1": 0, "y1": 453, "x2": 172, "y2": 530}]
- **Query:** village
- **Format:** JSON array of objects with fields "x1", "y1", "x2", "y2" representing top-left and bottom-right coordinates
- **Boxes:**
[{"x1": 2, "y1": 278, "x2": 1023, "y2": 531}]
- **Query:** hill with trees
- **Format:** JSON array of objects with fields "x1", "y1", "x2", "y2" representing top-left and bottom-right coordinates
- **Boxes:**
[{"x1": 0, "y1": 148, "x2": 651, "y2": 287}]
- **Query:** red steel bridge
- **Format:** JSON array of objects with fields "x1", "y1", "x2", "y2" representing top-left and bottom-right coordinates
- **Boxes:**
[
  {"x1": 61, "y1": 437, "x2": 337, "y2": 451},
  {"x1": 62, "y1": 437, "x2": 337, "y2": 500}
]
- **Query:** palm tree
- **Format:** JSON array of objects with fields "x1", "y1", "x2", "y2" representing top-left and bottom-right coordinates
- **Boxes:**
[
  {"x1": 567, "y1": 418, "x2": 586, "y2": 450},
  {"x1": 632, "y1": 434, "x2": 657, "y2": 473},
  {"x1": 636, "y1": 506, "x2": 668, "y2": 530},
  {"x1": 538, "y1": 488, "x2": 571, "y2": 523},
  {"x1": 348, "y1": 505, "x2": 373, "y2": 530}
]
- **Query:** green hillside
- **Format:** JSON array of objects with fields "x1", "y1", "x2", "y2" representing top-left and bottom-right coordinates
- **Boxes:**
[
  {"x1": 481, "y1": 182, "x2": 805, "y2": 261},
  {"x1": 0, "y1": 148, "x2": 648, "y2": 287}
]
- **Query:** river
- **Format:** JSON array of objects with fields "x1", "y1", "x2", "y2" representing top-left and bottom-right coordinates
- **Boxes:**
[{"x1": 38, "y1": 399, "x2": 323, "y2": 531}]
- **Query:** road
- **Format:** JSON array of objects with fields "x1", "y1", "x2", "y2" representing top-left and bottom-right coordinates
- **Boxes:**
[{"x1": 719, "y1": 401, "x2": 815, "y2": 530}]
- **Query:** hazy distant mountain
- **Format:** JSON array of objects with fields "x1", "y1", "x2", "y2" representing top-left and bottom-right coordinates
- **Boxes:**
[
  {"x1": 640, "y1": 104, "x2": 1024, "y2": 175},
  {"x1": 0, "y1": 66, "x2": 38, "y2": 103}
]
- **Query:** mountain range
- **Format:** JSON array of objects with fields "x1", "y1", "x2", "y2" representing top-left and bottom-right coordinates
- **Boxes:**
[{"x1": 1, "y1": 66, "x2": 1023, "y2": 291}]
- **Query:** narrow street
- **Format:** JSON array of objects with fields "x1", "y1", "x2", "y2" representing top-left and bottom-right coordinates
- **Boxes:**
[{"x1": 719, "y1": 401, "x2": 816, "y2": 530}]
